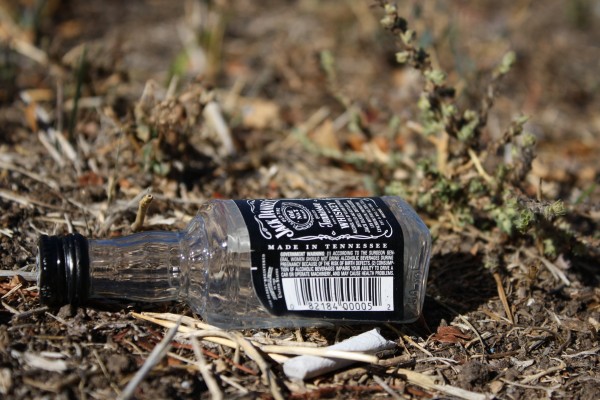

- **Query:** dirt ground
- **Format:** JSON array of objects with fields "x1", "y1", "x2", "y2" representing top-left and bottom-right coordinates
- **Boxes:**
[{"x1": 0, "y1": 1, "x2": 599, "y2": 399}]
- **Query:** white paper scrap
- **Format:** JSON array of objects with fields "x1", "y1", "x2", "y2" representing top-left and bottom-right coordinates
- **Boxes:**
[{"x1": 283, "y1": 328, "x2": 396, "y2": 380}]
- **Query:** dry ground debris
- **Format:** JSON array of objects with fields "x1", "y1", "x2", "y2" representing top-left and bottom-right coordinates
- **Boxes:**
[{"x1": 0, "y1": 1, "x2": 598, "y2": 399}]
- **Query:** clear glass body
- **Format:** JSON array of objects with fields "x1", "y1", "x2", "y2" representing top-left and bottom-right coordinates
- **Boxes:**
[{"x1": 87, "y1": 196, "x2": 431, "y2": 329}]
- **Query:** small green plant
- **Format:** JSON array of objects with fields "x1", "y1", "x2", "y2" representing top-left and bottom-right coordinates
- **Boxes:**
[{"x1": 375, "y1": 1, "x2": 585, "y2": 267}]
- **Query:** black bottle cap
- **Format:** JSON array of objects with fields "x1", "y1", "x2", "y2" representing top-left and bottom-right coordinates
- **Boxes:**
[{"x1": 37, "y1": 233, "x2": 90, "y2": 307}]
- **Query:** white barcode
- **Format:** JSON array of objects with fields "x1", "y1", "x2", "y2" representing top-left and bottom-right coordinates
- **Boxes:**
[{"x1": 282, "y1": 277, "x2": 393, "y2": 311}]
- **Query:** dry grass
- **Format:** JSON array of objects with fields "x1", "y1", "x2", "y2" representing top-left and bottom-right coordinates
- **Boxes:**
[{"x1": 0, "y1": 0, "x2": 598, "y2": 399}]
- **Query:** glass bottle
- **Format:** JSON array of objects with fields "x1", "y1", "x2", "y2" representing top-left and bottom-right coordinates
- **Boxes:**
[{"x1": 37, "y1": 196, "x2": 431, "y2": 329}]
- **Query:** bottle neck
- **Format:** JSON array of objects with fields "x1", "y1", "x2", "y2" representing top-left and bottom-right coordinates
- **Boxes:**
[{"x1": 88, "y1": 230, "x2": 185, "y2": 302}]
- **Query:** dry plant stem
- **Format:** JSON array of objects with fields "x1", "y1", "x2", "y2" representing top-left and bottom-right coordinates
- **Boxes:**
[
  {"x1": 520, "y1": 358, "x2": 566, "y2": 384},
  {"x1": 93, "y1": 349, "x2": 121, "y2": 396},
  {"x1": 181, "y1": 330, "x2": 285, "y2": 400},
  {"x1": 437, "y1": 132, "x2": 450, "y2": 177},
  {"x1": 117, "y1": 319, "x2": 181, "y2": 400},
  {"x1": 457, "y1": 315, "x2": 488, "y2": 355},
  {"x1": 99, "y1": 188, "x2": 152, "y2": 235},
  {"x1": 134, "y1": 312, "x2": 382, "y2": 365},
  {"x1": 467, "y1": 148, "x2": 494, "y2": 184},
  {"x1": 260, "y1": 345, "x2": 379, "y2": 364},
  {"x1": 493, "y1": 272, "x2": 514, "y2": 324},
  {"x1": 1, "y1": 283, "x2": 22, "y2": 299},
  {"x1": 372, "y1": 375, "x2": 405, "y2": 400},
  {"x1": 37, "y1": 131, "x2": 65, "y2": 166},
  {"x1": 0, "y1": 7, "x2": 49, "y2": 66},
  {"x1": 131, "y1": 312, "x2": 237, "y2": 348},
  {"x1": 0, "y1": 228, "x2": 13, "y2": 238},
  {"x1": 396, "y1": 368, "x2": 491, "y2": 400},
  {"x1": 229, "y1": 332, "x2": 285, "y2": 400},
  {"x1": 0, "y1": 271, "x2": 36, "y2": 282},
  {"x1": 11, "y1": 306, "x2": 48, "y2": 320},
  {"x1": 219, "y1": 375, "x2": 249, "y2": 395},
  {"x1": 52, "y1": 128, "x2": 80, "y2": 172},
  {"x1": 562, "y1": 347, "x2": 600, "y2": 358},
  {"x1": 0, "y1": 189, "x2": 63, "y2": 211},
  {"x1": 137, "y1": 312, "x2": 219, "y2": 331},
  {"x1": 168, "y1": 348, "x2": 258, "y2": 376},
  {"x1": 499, "y1": 378, "x2": 561, "y2": 396},
  {"x1": 378, "y1": 354, "x2": 413, "y2": 367},
  {"x1": 203, "y1": 101, "x2": 235, "y2": 155},
  {"x1": 1, "y1": 301, "x2": 19, "y2": 315},
  {"x1": 402, "y1": 334, "x2": 432, "y2": 357},
  {"x1": 430, "y1": 298, "x2": 489, "y2": 354},
  {"x1": 0, "y1": 160, "x2": 60, "y2": 190},
  {"x1": 131, "y1": 194, "x2": 153, "y2": 232},
  {"x1": 523, "y1": 249, "x2": 571, "y2": 286},
  {"x1": 191, "y1": 337, "x2": 224, "y2": 400}
]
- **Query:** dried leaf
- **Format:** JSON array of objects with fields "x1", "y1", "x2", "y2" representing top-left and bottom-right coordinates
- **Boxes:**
[
  {"x1": 78, "y1": 171, "x2": 104, "y2": 187},
  {"x1": 347, "y1": 132, "x2": 366, "y2": 152},
  {"x1": 240, "y1": 98, "x2": 280, "y2": 129},
  {"x1": 431, "y1": 326, "x2": 471, "y2": 344},
  {"x1": 309, "y1": 119, "x2": 340, "y2": 152}
]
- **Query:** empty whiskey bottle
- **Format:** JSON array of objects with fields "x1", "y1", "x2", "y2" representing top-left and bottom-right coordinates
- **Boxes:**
[{"x1": 37, "y1": 196, "x2": 431, "y2": 329}]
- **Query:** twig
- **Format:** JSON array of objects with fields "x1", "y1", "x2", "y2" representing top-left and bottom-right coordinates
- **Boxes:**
[
  {"x1": 131, "y1": 312, "x2": 235, "y2": 348},
  {"x1": 493, "y1": 272, "x2": 514, "y2": 324},
  {"x1": 396, "y1": 368, "x2": 491, "y2": 400},
  {"x1": 191, "y1": 337, "x2": 224, "y2": 400},
  {"x1": 377, "y1": 354, "x2": 413, "y2": 367},
  {"x1": 203, "y1": 101, "x2": 235, "y2": 155},
  {"x1": 467, "y1": 148, "x2": 494, "y2": 184},
  {"x1": 401, "y1": 334, "x2": 432, "y2": 357},
  {"x1": 1, "y1": 301, "x2": 19, "y2": 315},
  {"x1": 520, "y1": 358, "x2": 566, "y2": 384},
  {"x1": 134, "y1": 311, "x2": 219, "y2": 331},
  {"x1": 521, "y1": 249, "x2": 570, "y2": 286},
  {"x1": 260, "y1": 344, "x2": 379, "y2": 364},
  {"x1": 37, "y1": 131, "x2": 65, "y2": 167},
  {"x1": 0, "y1": 160, "x2": 60, "y2": 190},
  {"x1": 251, "y1": 336, "x2": 319, "y2": 347},
  {"x1": 230, "y1": 331, "x2": 285, "y2": 400},
  {"x1": 0, "y1": 8, "x2": 50, "y2": 66},
  {"x1": 11, "y1": 306, "x2": 48, "y2": 320},
  {"x1": 372, "y1": 375, "x2": 405, "y2": 400},
  {"x1": 429, "y1": 296, "x2": 489, "y2": 354},
  {"x1": 0, "y1": 188, "x2": 63, "y2": 211},
  {"x1": 438, "y1": 132, "x2": 450, "y2": 177},
  {"x1": 1, "y1": 283, "x2": 22, "y2": 299},
  {"x1": 183, "y1": 330, "x2": 285, "y2": 400},
  {"x1": 99, "y1": 188, "x2": 152, "y2": 235},
  {"x1": 131, "y1": 194, "x2": 154, "y2": 232},
  {"x1": 64, "y1": 213, "x2": 74, "y2": 234},
  {"x1": 297, "y1": 106, "x2": 331, "y2": 135},
  {"x1": 219, "y1": 375, "x2": 249, "y2": 395},
  {"x1": 93, "y1": 349, "x2": 121, "y2": 396},
  {"x1": 168, "y1": 348, "x2": 258, "y2": 376},
  {"x1": 538, "y1": 255, "x2": 571, "y2": 286},
  {"x1": 117, "y1": 318, "x2": 181, "y2": 400},
  {"x1": 457, "y1": 315, "x2": 489, "y2": 355},
  {"x1": 561, "y1": 347, "x2": 599, "y2": 359},
  {"x1": 0, "y1": 270, "x2": 37, "y2": 281},
  {"x1": 68, "y1": 46, "x2": 86, "y2": 140},
  {"x1": 499, "y1": 378, "x2": 560, "y2": 396},
  {"x1": 51, "y1": 128, "x2": 81, "y2": 173},
  {"x1": 145, "y1": 321, "x2": 284, "y2": 398},
  {"x1": 0, "y1": 228, "x2": 12, "y2": 238}
]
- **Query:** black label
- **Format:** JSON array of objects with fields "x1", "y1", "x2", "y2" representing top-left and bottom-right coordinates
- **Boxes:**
[{"x1": 234, "y1": 198, "x2": 404, "y2": 320}]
